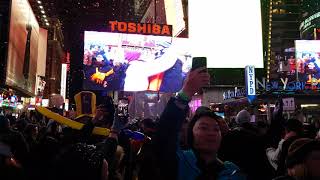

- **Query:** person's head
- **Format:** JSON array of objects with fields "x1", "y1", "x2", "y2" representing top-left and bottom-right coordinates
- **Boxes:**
[
  {"x1": 96, "y1": 54, "x2": 104, "y2": 62},
  {"x1": 95, "y1": 97, "x2": 115, "y2": 128},
  {"x1": 285, "y1": 119, "x2": 303, "y2": 135},
  {"x1": 286, "y1": 138, "x2": 320, "y2": 180},
  {"x1": 90, "y1": 45, "x2": 100, "y2": 54},
  {"x1": 47, "y1": 120, "x2": 59, "y2": 135},
  {"x1": 24, "y1": 124, "x2": 38, "y2": 139},
  {"x1": 235, "y1": 110, "x2": 251, "y2": 125},
  {"x1": 216, "y1": 116, "x2": 229, "y2": 136},
  {"x1": 187, "y1": 107, "x2": 222, "y2": 155},
  {"x1": 53, "y1": 143, "x2": 108, "y2": 180}
]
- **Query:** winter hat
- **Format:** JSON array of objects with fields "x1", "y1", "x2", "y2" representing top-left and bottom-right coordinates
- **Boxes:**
[
  {"x1": 235, "y1": 110, "x2": 251, "y2": 125},
  {"x1": 286, "y1": 138, "x2": 320, "y2": 168}
]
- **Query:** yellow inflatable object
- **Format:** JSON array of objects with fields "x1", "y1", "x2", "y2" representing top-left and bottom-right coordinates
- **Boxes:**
[
  {"x1": 74, "y1": 91, "x2": 97, "y2": 118},
  {"x1": 36, "y1": 106, "x2": 110, "y2": 136}
]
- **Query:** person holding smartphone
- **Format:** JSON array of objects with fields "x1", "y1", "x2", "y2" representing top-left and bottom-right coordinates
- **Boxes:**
[{"x1": 153, "y1": 67, "x2": 245, "y2": 180}]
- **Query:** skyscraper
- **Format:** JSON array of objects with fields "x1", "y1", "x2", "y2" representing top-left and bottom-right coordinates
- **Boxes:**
[{"x1": 263, "y1": 0, "x2": 301, "y2": 80}]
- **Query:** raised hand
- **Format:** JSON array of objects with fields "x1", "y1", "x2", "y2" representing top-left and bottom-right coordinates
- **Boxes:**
[{"x1": 182, "y1": 67, "x2": 210, "y2": 98}]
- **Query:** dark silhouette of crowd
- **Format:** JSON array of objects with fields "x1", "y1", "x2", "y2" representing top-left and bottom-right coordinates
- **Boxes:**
[{"x1": 1, "y1": 67, "x2": 320, "y2": 180}]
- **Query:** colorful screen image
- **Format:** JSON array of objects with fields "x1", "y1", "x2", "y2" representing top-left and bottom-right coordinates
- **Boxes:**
[
  {"x1": 295, "y1": 40, "x2": 320, "y2": 85},
  {"x1": 83, "y1": 31, "x2": 191, "y2": 92},
  {"x1": 0, "y1": 94, "x2": 18, "y2": 108}
]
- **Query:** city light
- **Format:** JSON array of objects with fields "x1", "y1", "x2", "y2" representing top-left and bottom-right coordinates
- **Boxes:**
[
  {"x1": 43, "y1": 15, "x2": 46, "y2": 18},
  {"x1": 44, "y1": 19, "x2": 48, "y2": 22},
  {"x1": 39, "y1": 5, "x2": 43, "y2": 9},
  {"x1": 46, "y1": 22, "x2": 50, "y2": 26},
  {"x1": 37, "y1": 0, "x2": 41, "y2": 4},
  {"x1": 17, "y1": 104, "x2": 23, "y2": 110},
  {"x1": 41, "y1": 10, "x2": 45, "y2": 14},
  {"x1": 301, "y1": 104, "x2": 319, "y2": 108}
]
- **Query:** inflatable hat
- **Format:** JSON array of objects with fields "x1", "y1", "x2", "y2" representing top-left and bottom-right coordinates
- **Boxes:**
[{"x1": 74, "y1": 91, "x2": 96, "y2": 119}]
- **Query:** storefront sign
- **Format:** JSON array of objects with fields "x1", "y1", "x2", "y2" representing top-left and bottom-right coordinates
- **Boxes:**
[
  {"x1": 223, "y1": 87, "x2": 246, "y2": 100},
  {"x1": 283, "y1": 98, "x2": 295, "y2": 111},
  {"x1": 245, "y1": 66, "x2": 256, "y2": 103},
  {"x1": 109, "y1": 21, "x2": 172, "y2": 36}
]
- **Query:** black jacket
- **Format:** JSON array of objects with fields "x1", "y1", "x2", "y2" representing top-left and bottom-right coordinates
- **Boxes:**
[
  {"x1": 219, "y1": 123, "x2": 275, "y2": 180},
  {"x1": 153, "y1": 97, "x2": 189, "y2": 180}
]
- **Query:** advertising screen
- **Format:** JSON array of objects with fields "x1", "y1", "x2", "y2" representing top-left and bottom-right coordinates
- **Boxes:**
[
  {"x1": 83, "y1": 31, "x2": 191, "y2": 92},
  {"x1": 6, "y1": 0, "x2": 39, "y2": 95},
  {"x1": 295, "y1": 40, "x2": 320, "y2": 84},
  {"x1": 189, "y1": 0, "x2": 264, "y2": 68}
]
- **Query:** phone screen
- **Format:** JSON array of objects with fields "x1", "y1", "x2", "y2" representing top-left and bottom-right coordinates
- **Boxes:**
[{"x1": 191, "y1": 57, "x2": 207, "y2": 71}]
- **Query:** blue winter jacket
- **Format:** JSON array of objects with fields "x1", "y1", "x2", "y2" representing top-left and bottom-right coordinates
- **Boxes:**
[{"x1": 177, "y1": 149, "x2": 245, "y2": 180}]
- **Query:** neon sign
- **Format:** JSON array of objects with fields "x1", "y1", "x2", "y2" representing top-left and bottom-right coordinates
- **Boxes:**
[
  {"x1": 109, "y1": 21, "x2": 172, "y2": 36},
  {"x1": 256, "y1": 77, "x2": 320, "y2": 91}
]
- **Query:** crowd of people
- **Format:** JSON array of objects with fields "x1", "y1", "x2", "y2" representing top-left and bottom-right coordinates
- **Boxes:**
[{"x1": 1, "y1": 68, "x2": 320, "y2": 180}]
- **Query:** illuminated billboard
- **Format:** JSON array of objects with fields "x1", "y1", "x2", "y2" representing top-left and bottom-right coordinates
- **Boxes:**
[
  {"x1": 83, "y1": 31, "x2": 191, "y2": 92},
  {"x1": 295, "y1": 40, "x2": 320, "y2": 86},
  {"x1": 6, "y1": 0, "x2": 39, "y2": 95},
  {"x1": 189, "y1": 0, "x2": 264, "y2": 68}
]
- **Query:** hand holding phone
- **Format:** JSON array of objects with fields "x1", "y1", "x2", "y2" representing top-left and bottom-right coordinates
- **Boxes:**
[{"x1": 191, "y1": 57, "x2": 207, "y2": 71}]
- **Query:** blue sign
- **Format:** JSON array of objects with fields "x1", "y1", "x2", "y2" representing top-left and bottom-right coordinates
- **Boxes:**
[
  {"x1": 245, "y1": 66, "x2": 256, "y2": 103},
  {"x1": 223, "y1": 87, "x2": 246, "y2": 100}
]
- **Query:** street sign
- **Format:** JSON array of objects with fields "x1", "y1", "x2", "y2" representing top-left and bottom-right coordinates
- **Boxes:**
[{"x1": 282, "y1": 98, "x2": 295, "y2": 111}]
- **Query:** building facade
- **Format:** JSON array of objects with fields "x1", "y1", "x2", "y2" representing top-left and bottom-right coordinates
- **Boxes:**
[
  {"x1": 43, "y1": 18, "x2": 65, "y2": 98},
  {"x1": 263, "y1": 0, "x2": 301, "y2": 80}
]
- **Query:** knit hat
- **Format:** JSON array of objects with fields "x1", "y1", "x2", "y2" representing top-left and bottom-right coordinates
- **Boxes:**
[
  {"x1": 235, "y1": 110, "x2": 251, "y2": 125},
  {"x1": 286, "y1": 138, "x2": 320, "y2": 168}
]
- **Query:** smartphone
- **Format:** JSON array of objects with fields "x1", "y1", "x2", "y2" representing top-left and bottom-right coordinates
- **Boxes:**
[{"x1": 191, "y1": 57, "x2": 207, "y2": 71}]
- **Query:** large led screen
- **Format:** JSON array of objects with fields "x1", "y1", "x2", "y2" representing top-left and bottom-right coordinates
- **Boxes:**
[
  {"x1": 83, "y1": 31, "x2": 191, "y2": 92},
  {"x1": 295, "y1": 40, "x2": 320, "y2": 84},
  {"x1": 6, "y1": 0, "x2": 39, "y2": 95},
  {"x1": 189, "y1": 0, "x2": 264, "y2": 68}
]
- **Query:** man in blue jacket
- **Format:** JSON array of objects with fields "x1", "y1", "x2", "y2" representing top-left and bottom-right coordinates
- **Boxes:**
[{"x1": 154, "y1": 67, "x2": 246, "y2": 180}]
